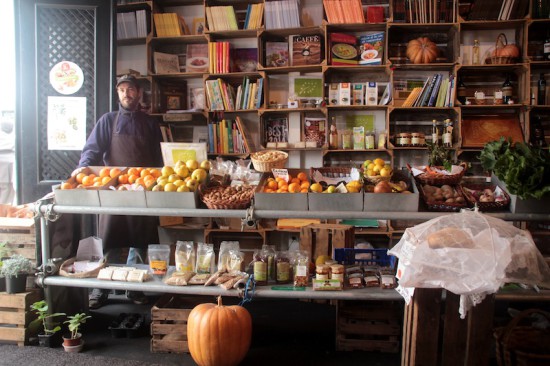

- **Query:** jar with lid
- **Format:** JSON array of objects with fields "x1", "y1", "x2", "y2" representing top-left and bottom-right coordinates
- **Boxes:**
[
  {"x1": 365, "y1": 130, "x2": 375, "y2": 149},
  {"x1": 411, "y1": 132, "x2": 425, "y2": 146},
  {"x1": 396, "y1": 132, "x2": 411, "y2": 147},
  {"x1": 341, "y1": 129, "x2": 352, "y2": 149},
  {"x1": 330, "y1": 264, "x2": 345, "y2": 283},
  {"x1": 275, "y1": 251, "x2": 291, "y2": 284},
  {"x1": 262, "y1": 244, "x2": 276, "y2": 281},
  {"x1": 315, "y1": 265, "x2": 331, "y2": 280}
]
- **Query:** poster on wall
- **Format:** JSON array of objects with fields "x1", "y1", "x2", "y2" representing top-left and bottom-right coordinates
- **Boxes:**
[
  {"x1": 47, "y1": 96, "x2": 87, "y2": 150},
  {"x1": 49, "y1": 61, "x2": 84, "y2": 95}
]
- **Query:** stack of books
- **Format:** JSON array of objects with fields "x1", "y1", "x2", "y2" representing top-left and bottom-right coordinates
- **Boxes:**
[
  {"x1": 205, "y1": 5, "x2": 239, "y2": 31},
  {"x1": 153, "y1": 13, "x2": 189, "y2": 37},
  {"x1": 323, "y1": 0, "x2": 365, "y2": 23},
  {"x1": 264, "y1": 0, "x2": 301, "y2": 29}
]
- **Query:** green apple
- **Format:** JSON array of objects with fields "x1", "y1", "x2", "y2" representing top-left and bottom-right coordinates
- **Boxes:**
[
  {"x1": 186, "y1": 179, "x2": 199, "y2": 191},
  {"x1": 167, "y1": 173, "x2": 180, "y2": 183},
  {"x1": 363, "y1": 160, "x2": 373, "y2": 168},
  {"x1": 199, "y1": 160, "x2": 211, "y2": 171},
  {"x1": 177, "y1": 185, "x2": 190, "y2": 192},
  {"x1": 175, "y1": 165, "x2": 189, "y2": 179},
  {"x1": 186, "y1": 159, "x2": 199, "y2": 171},
  {"x1": 191, "y1": 168, "x2": 208, "y2": 183}
]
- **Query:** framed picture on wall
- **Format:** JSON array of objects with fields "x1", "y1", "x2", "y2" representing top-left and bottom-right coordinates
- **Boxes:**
[{"x1": 166, "y1": 95, "x2": 181, "y2": 110}]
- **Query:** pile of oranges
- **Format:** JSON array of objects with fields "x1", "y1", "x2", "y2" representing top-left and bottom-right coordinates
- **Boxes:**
[
  {"x1": 262, "y1": 172, "x2": 310, "y2": 193},
  {"x1": 61, "y1": 167, "x2": 123, "y2": 189},
  {"x1": 116, "y1": 167, "x2": 162, "y2": 189}
]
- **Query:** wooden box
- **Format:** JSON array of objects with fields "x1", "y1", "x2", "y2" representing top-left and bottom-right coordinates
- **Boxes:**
[
  {"x1": 150, "y1": 294, "x2": 210, "y2": 354},
  {"x1": 336, "y1": 300, "x2": 403, "y2": 353},
  {"x1": 0, "y1": 217, "x2": 38, "y2": 266},
  {"x1": 0, "y1": 290, "x2": 42, "y2": 346},
  {"x1": 300, "y1": 224, "x2": 354, "y2": 260}
]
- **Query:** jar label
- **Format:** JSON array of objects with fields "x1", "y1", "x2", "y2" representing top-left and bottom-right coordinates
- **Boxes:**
[
  {"x1": 254, "y1": 262, "x2": 267, "y2": 281},
  {"x1": 276, "y1": 262, "x2": 290, "y2": 281}
]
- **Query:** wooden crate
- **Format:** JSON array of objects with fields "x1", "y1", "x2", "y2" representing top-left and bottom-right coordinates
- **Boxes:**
[
  {"x1": 0, "y1": 290, "x2": 42, "y2": 346},
  {"x1": 300, "y1": 224, "x2": 354, "y2": 260},
  {"x1": 0, "y1": 217, "x2": 38, "y2": 265},
  {"x1": 336, "y1": 300, "x2": 403, "y2": 353},
  {"x1": 150, "y1": 294, "x2": 210, "y2": 354}
]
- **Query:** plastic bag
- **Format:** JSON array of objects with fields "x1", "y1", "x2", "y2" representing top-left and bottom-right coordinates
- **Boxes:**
[
  {"x1": 175, "y1": 241, "x2": 195, "y2": 273},
  {"x1": 389, "y1": 211, "x2": 550, "y2": 317}
]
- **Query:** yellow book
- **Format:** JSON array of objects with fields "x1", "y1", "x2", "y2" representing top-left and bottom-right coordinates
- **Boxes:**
[
  {"x1": 248, "y1": 82, "x2": 257, "y2": 109},
  {"x1": 227, "y1": 6, "x2": 238, "y2": 30},
  {"x1": 208, "y1": 42, "x2": 215, "y2": 73},
  {"x1": 255, "y1": 3, "x2": 265, "y2": 28},
  {"x1": 205, "y1": 7, "x2": 214, "y2": 32},
  {"x1": 153, "y1": 13, "x2": 165, "y2": 37}
]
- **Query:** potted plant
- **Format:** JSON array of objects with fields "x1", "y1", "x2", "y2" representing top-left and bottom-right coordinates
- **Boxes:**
[
  {"x1": 62, "y1": 312, "x2": 91, "y2": 353},
  {"x1": 0, "y1": 254, "x2": 34, "y2": 293},
  {"x1": 30, "y1": 300, "x2": 65, "y2": 347},
  {"x1": 0, "y1": 242, "x2": 10, "y2": 292}
]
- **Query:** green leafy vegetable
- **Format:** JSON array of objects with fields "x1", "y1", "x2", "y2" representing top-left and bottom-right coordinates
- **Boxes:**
[{"x1": 479, "y1": 137, "x2": 550, "y2": 200}]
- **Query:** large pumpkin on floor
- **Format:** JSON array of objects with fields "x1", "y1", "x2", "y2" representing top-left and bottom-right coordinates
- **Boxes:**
[
  {"x1": 187, "y1": 296, "x2": 252, "y2": 366},
  {"x1": 406, "y1": 37, "x2": 439, "y2": 64}
]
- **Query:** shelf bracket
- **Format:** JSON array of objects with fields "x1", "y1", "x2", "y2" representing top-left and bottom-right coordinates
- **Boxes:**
[{"x1": 241, "y1": 206, "x2": 257, "y2": 231}]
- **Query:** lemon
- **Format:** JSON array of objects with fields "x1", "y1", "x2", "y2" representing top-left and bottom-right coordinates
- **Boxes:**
[
  {"x1": 315, "y1": 255, "x2": 332, "y2": 266},
  {"x1": 374, "y1": 158, "x2": 385, "y2": 166},
  {"x1": 310, "y1": 183, "x2": 323, "y2": 193}
]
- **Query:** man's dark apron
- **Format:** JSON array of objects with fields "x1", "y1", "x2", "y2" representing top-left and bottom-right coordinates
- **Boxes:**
[{"x1": 99, "y1": 112, "x2": 159, "y2": 253}]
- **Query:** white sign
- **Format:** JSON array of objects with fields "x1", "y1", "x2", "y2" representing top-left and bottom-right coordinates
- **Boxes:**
[
  {"x1": 47, "y1": 96, "x2": 86, "y2": 150},
  {"x1": 49, "y1": 61, "x2": 84, "y2": 95}
]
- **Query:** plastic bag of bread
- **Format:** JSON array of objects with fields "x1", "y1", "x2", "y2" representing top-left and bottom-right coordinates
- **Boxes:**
[{"x1": 389, "y1": 210, "x2": 550, "y2": 317}]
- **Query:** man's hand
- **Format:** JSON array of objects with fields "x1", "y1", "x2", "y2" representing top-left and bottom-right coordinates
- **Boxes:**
[{"x1": 71, "y1": 166, "x2": 87, "y2": 177}]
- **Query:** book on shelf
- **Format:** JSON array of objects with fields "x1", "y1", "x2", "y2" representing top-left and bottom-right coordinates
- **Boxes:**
[
  {"x1": 323, "y1": 0, "x2": 365, "y2": 24},
  {"x1": 232, "y1": 48, "x2": 258, "y2": 73},
  {"x1": 379, "y1": 83, "x2": 392, "y2": 106},
  {"x1": 206, "y1": 5, "x2": 238, "y2": 31},
  {"x1": 186, "y1": 44, "x2": 208, "y2": 73},
  {"x1": 193, "y1": 17, "x2": 205, "y2": 35},
  {"x1": 264, "y1": 116, "x2": 289, "y2": 145},
  {"x1": 366, "y1": 6, "x2": 385, "y2": 23},
  {"x1": 244, "y1": 3, "x2": 265, "y2": 29},
  {"x1": 265, "y1": 42, "x2": 289, "y2": 67},
  {"x1": 117, "y1": 11, "x2": 138, "y2": 40},
  {"x1": 205, "y1": 79, "x2": 225, "y2": 111},
  {"x1": 329, "y1": 33, "x2": 359, "y2": 65},
  {"x1": 289, "y1": 34, "x2": 322, "y2": 66},
  {"x1": 358, "y1": 32, "x2": 384, "y2": 65},
  {"x1": 208, "y1": 41, "x2": 231, "y2": 74},
  {"x1": 153, "y1": 52, "x2": 180, "y2": 74},
  {"x1": 303, "y1": 117, "x2": 327, "y2": 148},
  {"x1": 264, "y1": 0, "x2": 300, "y2": 30},
  {"x1": 426, "y1": 74, "x2": 443, "y2": 107},
  {"x1": 235, "y1": 116, "x2": 255, "y2": 152},
  {"x1": 189, "y1": 87, "x2": 205, "y2": 110}
]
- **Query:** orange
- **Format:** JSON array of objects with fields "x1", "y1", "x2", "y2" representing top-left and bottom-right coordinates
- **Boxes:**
[
  {"x1": 101, "y1": 176, "x2": 111, "y2": 185},
  {"x1": 140, "y1": 168, "x2": 151, "y2": 178},
  {"x1": 266, "y1": 180, "x2": 278, "y2": 190},
  {"x1": 82, "y1": 176, "x2": 94, "y2": 186},
  {"x1": 150, "y1": 168, "x2": 161, "y2": 178},
  {"x1": 300, "y1": 188, "x2": 308, "y2": 193},
  {"x1": 263, "y1": 188, "x2": 274, "y2": 193},
  {"x1": 109, "y1": 168, "x2": 121, "y2": 178},
  {"x1": 76, "y1": 173, "x2": 86, "y2": 184},
  {"x1": 88, "y1": 173, "x2": 97, "y2": 180},
  {"x1": 278, "y1": 184, "x2": 288, "y2": 192},
  {"x1": 288, "y1": 182, "x2": 300, "y2": 193},
  {"x1": 99, "y1": 168, "x2": 110, "y2": 178},
  {"x1": 297, "y1": 172, "x2": 308, "y2": 182},
  {"x1": 61, "y1": 182, "x2": 73, "y2": 190},
  {"x1": 128, "y1": 174, "x2": 139, "y2": 184},
  {"x1": 128, "y1": 167, "x2": 140, "y2": 176},
  {"x1": 277, "y1": 180, "x2": 287, "y2": 189},
  {"x1": 93, "y1": 176, "x2": 102, "y2": 184},
  {"x1": 118, "y1": 174, "x2": 128, "y2": 184},
  {"x1": 300, "y1": 181, "x2": 310, "y2": 189},
  {"x1": 93, "y1": 181, "x2": 102, "y2": 187},
  {"x1": 135, "y1": 177, "x2": 145, "y2": 186},
  {"x1": 290, "y1": 177, "x2": 301, "y2": 185}
]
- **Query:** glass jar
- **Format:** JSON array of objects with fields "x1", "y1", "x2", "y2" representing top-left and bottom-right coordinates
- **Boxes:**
[
  {"x1": 396, "y1": 132, "x2": 411, "y2": 147},
  {"x1": 365, "y1": 130, "x2": 375, "y2": 149},
  {"x1": 315, "y1": 265, "x2": 330, "y2": 280},
  {"x1": 411, "y1": 132, "x2": 425, "y2": 146},
  {"x1": 341, "y1": 129, "x2": 352, "y2": 149},
  {"x1": 253, "y1": 249, "x2": 269, "y2": 286},
  {"x1": 275, "y1": 251, "x2": 291, "y2": 284}
]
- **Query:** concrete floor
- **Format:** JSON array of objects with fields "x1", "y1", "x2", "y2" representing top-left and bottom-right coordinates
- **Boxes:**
[{"x1": 77, "y1": 293, "x2": 402, "y2": 365}]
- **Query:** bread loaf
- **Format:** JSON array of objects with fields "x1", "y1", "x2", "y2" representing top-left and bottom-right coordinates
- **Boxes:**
[{"x1": 427, "y1": 227, "x2": 474, "y2": 249}]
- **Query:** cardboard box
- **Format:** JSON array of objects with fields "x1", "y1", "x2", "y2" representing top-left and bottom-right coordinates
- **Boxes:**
[
  {"x1": 145, "y1": 190, "x2": 198, "y2": 209},
  {"x1": 364, "y1": 170, "x2": 419, "y2": 212}
]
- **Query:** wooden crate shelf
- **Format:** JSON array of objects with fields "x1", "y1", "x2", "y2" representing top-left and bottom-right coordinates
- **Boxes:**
[
  {"x1": 0, "y1": 217, "x2": 38, "y2": 265},
  {"x1": 336, "y1": 300, "x2": 403, "y2": 353},
  {"x1": 0, "y1": 290, "x2": 42, "y2": 347}
]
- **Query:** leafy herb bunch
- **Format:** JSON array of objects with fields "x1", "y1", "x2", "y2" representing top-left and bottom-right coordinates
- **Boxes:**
[
  {"x1": 479, "y1": 137, "x2": 550, "y2": 200},
  {"x1": 427, "y1": 142, "x2": 453, "y2": 171}
]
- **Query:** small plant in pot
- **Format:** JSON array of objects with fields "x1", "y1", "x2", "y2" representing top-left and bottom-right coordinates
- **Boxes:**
[
  {"x1": 0, "y1": 254, "x2": 34, "y2": 294},
  {"x1": 62, "y1": 312, "x2": 91, "y2": 353},
  {"x1": 30, "y1": 300, "x2": 65, "y2": 348}
]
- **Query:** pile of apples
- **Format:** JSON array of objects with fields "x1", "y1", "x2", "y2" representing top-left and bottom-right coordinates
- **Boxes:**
[{"x1": 363, "y1": 158, "x2": 393, "y2": 178}]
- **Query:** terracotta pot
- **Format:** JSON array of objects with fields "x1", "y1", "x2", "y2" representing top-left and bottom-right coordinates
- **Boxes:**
[
  {"x1": 62, "y1": 340, "x2": 84, "y2": 353},
  {"x1": 62, "y1": 333, "x2": 82, "y2": 347}
]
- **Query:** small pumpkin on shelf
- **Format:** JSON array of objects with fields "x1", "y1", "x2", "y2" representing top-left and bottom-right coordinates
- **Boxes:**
[
  {"x1": 487, "y1": 33, "x2": 520, "y2": 64},
  {"x1": 406, "y1": 37, "x2": 439, "y2": 64}
]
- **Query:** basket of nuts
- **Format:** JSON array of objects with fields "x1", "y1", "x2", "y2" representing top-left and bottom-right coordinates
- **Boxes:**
[
  {"x1": 250, "y1": 150, "x2": 288, "y2": 172},
  {"x1": 199, "y1": 184, "x2": 256, "y2": 209}
]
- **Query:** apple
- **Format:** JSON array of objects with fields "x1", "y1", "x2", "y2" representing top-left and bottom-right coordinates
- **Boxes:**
[
  {"x1": 186, "y1": 179, "x2": 199, "y2": 191},
  {"x1": 156, "y1": 177, "x2": 168, "y2": 187},
  {"x1": 326, "y1": 185, "x2": 336, "y2": 193},
  {"x1": 164, "y1": 183, "x2": 177, "y2": 192},
  {"x1": 174, "y1": 160, "x2": 186, "y2": 169},
  {"x1": 191, "y1": 168, "x2": 208, "y2": 183},
  {"x1": 161, "y1": 166, "x2": 174, "y2": 177},
  {"x1": 200, "y1": 160, "x2": 211, "y2": 171},
  {"x1": 173, "y1": 179, "x2": 186, "y2": 187},
  {"x1": 186, "y1": 159, "x2": 199, "y2": 171},
  {"x1": 152, "y1": 184, "x2": 163, "y2": 191},
  {"x1": 363, "y1": 159, "x2": 373, "y2": 168},
  {"x1": 167, "y1": 173, "x2": 180, "y2": 183},
  {"x1": 177, "y1": 185, "x2": 190, "y2": 192},
  {"x1": 175, "y1": 165, "x2": 190, "y2": 179}
]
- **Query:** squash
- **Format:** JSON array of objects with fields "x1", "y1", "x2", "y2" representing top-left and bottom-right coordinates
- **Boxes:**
[
  {"x1": 490, "y1": 33, "x2": 520, "y2": 60},
  {"x1": 406, "y1": 37, "x2": 439, "y2": 64},
  {"x1": 187, "y1": 296, "x2": 252, "y2": 366}
]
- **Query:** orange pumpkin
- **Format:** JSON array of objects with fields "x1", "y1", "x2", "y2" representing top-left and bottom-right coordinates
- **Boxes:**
[
  {"x1": 492, "y1": 44, "x2": 520, "y2": 58},
  {"x1": 406, "y1": 37, "x2": 439, "y2": 64},
  {"x1": 187, "y1": 296, "x2": 252, "y2": 366}
]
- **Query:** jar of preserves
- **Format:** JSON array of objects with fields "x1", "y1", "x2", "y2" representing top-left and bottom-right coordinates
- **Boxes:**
[
  {"x1": 411, "y1": 132, "x2": 425, "y2": 146},
  {"x1": 396, "y1": 132, "x2": 411, "y2": 147},
  {"x1": 315, "y1": 265, "x2": 330, "y2": 280},
  {"x1": 275, "y1": 251, "x2": 291, "y2": 284},
  {"x1": 330, "y1": 264, "x2": 345, "y2": 282}
]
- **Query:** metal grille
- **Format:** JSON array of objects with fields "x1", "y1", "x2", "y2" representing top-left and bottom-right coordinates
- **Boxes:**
[{"x1": 36, "y1": 6, "x2": 96, "y2": 181}]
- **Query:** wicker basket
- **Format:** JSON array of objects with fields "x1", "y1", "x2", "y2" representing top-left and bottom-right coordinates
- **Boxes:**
[
  {"x1": 59, "y1": 257, "x2": 107, "y2": 278},
  {"x1": 494, "y1": 309, "x2": 550, "y2": 366},
  {"x1": 408, "y1": 162, "x2": 467, "y2": 186},
  {"x1": 485, "y1": 33, "x2": 518, "y2": 65},
  {"x1": 250, "y1": 150, "x2": 288, "y2": 172},
  {"x1": 199, "y1": 185, "x2": 255, "y2": 209},
  {"x1": 418, "y1": 183, "x2": 468, "y2": 212},
  {"x1": 460, "y1": 183, "x2": 511, "y2": 211}
]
